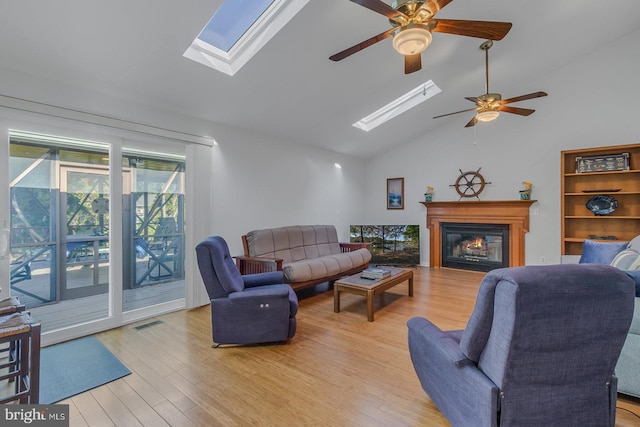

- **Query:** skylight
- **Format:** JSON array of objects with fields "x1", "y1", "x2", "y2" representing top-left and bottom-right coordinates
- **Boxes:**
[
  {"x1": 184, "y1": 0, "x2": 309, "y2": 76},
  {"x1": 198, "y1": 0, "x2": 274, "y2": 53},
  {"x1": 353, "y1": 81, "x2": 442, "y2": 132}
]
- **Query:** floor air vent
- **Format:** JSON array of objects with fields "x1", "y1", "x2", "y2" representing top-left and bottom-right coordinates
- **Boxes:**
[{"x1": 133, "y1": 320, "x2": 164, "y2": 330}]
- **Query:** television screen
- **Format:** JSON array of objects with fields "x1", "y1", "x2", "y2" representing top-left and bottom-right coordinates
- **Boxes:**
[{"x1": 350, "y1": 225, "x2": 420, "y2": 266}]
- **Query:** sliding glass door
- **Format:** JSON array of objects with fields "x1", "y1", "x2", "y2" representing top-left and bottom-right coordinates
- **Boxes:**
[{"x1": 9, "y1": 131, "x2": 186, "y2": 335}]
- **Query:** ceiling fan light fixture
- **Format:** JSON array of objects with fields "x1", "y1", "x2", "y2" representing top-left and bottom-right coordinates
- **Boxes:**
[
  {"x1": 476, "y1": 110, "x2": 500, "y2": 122},
  {"x1": 392, "y1": 25, "x2": 432, "y2": 56}
]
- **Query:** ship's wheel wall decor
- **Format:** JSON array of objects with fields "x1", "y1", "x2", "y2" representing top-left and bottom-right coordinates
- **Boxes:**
[{"x1": 450, "y1": 168, "x2": 491, "y2": 200}]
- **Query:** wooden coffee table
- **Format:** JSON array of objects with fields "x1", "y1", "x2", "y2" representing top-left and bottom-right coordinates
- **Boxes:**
[{"x1": 333, "y1": 268, "x2": 413, "y2": 322}]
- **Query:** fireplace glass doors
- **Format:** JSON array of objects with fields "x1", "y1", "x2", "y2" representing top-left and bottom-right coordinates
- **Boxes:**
[{"x1": 442, "y1": 223, "x2": 509, "y2": 272}]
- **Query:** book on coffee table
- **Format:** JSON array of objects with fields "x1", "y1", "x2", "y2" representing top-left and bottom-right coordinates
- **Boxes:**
[{"x1": 361, "y1": 268, "x2": 391, "y2": 280}]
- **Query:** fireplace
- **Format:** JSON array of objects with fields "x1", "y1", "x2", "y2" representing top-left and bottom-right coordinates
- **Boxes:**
[
  {"x1": 442, "y1": 223, "x2": 509, "y2": 272},
  {"x1": 422, "y1": 200, "x2": 535, "y2": 270}
]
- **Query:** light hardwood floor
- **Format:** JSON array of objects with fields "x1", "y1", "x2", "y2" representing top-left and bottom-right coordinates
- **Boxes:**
[{"x1": 60, "y1": 267, "x2": 640, "y2": 426}]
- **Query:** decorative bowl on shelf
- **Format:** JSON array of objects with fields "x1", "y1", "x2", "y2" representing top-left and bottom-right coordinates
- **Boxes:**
[{"x1": 585, "y1": 195, "x2": 618, "y2": 216}]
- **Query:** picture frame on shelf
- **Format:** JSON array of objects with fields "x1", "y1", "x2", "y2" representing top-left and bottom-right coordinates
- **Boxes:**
[
  {"x1": 387, "y1": 177, "x2": 404, "y2": 210},
  {"x1": 575, "y1": 152, "x2": 629, "y2": 173}
]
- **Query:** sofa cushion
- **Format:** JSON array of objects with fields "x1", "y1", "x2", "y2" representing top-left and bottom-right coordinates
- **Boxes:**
[
  {"x1": 579, "y1": 239, "x2": 628, "y2": 264},
  {"x1": 282, "y1": 249, "x2": 371, "y2": 283},
  {"x1": 627, "y1": 235, "x2": 640, "y2": 252},
  {"x1": 611, "y1": 250, "x2": 640, "y2": 271},
  {"x1": 246, "y1": 225, "x2": 342, "y2": 262}
]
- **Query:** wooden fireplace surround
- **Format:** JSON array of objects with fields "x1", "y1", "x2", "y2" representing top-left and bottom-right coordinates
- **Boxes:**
[{"x1": 422, "y1": 200, "x2": 536, "y2": 268}]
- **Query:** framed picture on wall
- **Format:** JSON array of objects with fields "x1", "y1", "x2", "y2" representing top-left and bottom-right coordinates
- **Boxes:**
[{"x1": 387, "y1": 177, "x2": 404, "y2": 210}]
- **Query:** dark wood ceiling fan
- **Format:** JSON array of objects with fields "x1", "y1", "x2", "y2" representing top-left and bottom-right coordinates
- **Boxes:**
[
  {"x1": 433, "y1": 40, "x2": 548, "y2": 127},
  {"x1": 329, "y1": 0, "x2": 512, "y2": 74}
]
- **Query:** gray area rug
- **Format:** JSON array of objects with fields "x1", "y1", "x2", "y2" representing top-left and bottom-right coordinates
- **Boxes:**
[{"x1": 40, "y1": 335, "x2": 131, "y2": 404}]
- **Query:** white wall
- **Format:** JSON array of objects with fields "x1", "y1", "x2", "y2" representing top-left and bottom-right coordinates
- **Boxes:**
[
  {"x1": 209, "y1": 124, "x2": 367, "y2": 256},
  {"x1": 364, "y1": 27, "x2": 640, "y2": 266}
]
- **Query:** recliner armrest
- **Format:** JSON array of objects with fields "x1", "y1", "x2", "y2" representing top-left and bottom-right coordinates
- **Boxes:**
[
  {"x1": 407, "y1": 317, "x2": 471, "y2": 368},
  {"x1": 228, "y1": 284, "x2": 290, "y2": 300},
  {"x1": 242, "y1": 271, "x2": 286, "y2": 288}
]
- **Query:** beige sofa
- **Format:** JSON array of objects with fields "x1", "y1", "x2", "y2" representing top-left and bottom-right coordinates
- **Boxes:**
[{"x1": 237, "y1": 225, "x2": 371, "y2": 291}]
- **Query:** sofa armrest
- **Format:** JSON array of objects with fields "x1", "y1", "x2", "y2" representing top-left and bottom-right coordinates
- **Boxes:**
[
  {"x1": 235, "y1": 255, "x2": 283, "y2": 275},
  {"x1": 340, "y1": 242, "x2": 371, "y2": 253},
  {"x1": 622, "y1": 270, "x2": 640, "y2": 298}
]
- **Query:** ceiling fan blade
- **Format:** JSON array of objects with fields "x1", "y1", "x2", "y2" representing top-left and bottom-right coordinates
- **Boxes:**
[
  {"x1": 465, "y1": 96, "x2": 479, "y2": 103},
  {"x1": 500, "y1": 91, "x2": 548, "y2": 104},
  {"x1": 434, "y1": 107, "x2": 479, "y2": 119},
  {"x1": 499, "y1": 105, "x2": 536, "y2": 116},
  {"x1": 350, "y1": 0, "x2": 409, "y2": 23},
  {"x1": 405, "y1": 53, "x2": 422, "y2": 74},
  {"x1": 465, "y1": 115, "x2": 479, "y2": 127},
  {"x1": 432, "y1": 19, "x2": 512, "y2": 40},
  {"x1": 329, "y1": 27, "x2": 397, "y2": 61}
]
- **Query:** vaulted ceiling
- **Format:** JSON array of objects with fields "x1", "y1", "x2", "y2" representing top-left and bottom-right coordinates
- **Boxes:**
[{"x1": 1, "y1": 1, "x2": 639, "y2": 157}]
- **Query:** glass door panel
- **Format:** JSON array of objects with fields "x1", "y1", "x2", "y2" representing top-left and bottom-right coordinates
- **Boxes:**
[
  {"x1": 9, "y1": 137, "x2": 112, "y2": 332},
  {"x1": 60, "y1": 166, "x2": 110, "y2": 300},
  {"x1": 9, "y1": 146, "x2": 57, "y2": 306},
  {"x1": 122, "y1": 153, "x2": 185, "y2": 312}
]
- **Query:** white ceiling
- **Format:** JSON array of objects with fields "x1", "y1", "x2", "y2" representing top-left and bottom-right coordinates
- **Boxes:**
[{"x1": 1, "y1": 0, "x2": 640, "y2": 158}]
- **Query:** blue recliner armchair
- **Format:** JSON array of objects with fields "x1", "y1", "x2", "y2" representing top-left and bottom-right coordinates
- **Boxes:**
[
  {"x1": 196, "y1": 236, "x2": 298, "y2": 346},
  {"x1": 407, "y1": 264, "x2": 635, "y2": 427}
]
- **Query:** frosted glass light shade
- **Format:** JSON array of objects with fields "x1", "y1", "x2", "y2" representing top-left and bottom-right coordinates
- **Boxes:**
[
  {"x1": 392, "y1": 27, "x2": 432, "y2": 55},
  {"x1": 476, "y1": 110, "x2": 500, "y2": 122}
]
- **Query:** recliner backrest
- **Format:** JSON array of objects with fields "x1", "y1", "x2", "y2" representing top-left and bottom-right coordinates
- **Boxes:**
[
  {"x1": 460, "y1": 264, "x2": 634, "y2": 425},
  {"x1": 196, "y1": 236, "x2": 244, "y2": 300}
]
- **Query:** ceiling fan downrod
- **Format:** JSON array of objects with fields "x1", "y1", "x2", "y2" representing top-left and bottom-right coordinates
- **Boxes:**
[{"x1": 480, "y1": 40, "x2": 493, "y2": 94}]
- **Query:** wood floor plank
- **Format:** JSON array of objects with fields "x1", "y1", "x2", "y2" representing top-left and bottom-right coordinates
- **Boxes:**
[
  {"x1": 58, "y1": 267, "x2": 640, "y2": 426},
  {"x1": 105, "y1": 375, "x2": 134, "y2": 398},
  {"x1": 64, "y1": 399, "x2": 89, "y2": 427},
  {"x1": 122, "y1": 372, "x2": 167, "y2": 408},
  {"x1": 89, "y1": 386, "x2": 143, "y2": 427},
  {"x1": 126, "y1": 358, "x2": 197, "y2": 413},
  {"x1": 153, "y1": 400, "x2": 198, "y2": 427},
  {"x1": 71, "y1": 392, "x2": 115, "y2": 427},
  {"x1": 118, "y1": 390, "x2": 171, "y2": 427}
]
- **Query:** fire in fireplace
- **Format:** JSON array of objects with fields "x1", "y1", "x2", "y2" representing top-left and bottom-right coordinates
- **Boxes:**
[{"x1": 441, "y1": 223, "x2": 509, "y2": 272}]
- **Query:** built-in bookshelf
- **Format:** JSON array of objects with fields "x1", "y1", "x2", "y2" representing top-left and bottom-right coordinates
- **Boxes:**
[{"x1": 561, "y1": 144, "x2": 640, "y2": 255}]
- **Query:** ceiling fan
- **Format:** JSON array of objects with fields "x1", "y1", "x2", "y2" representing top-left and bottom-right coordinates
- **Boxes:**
[
  {"x1": 434, "y1": 40, "x2": 548, "y2": 127},
  {"x1": 329, "y1": 0, "x2": 513, "y2": 74}
]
